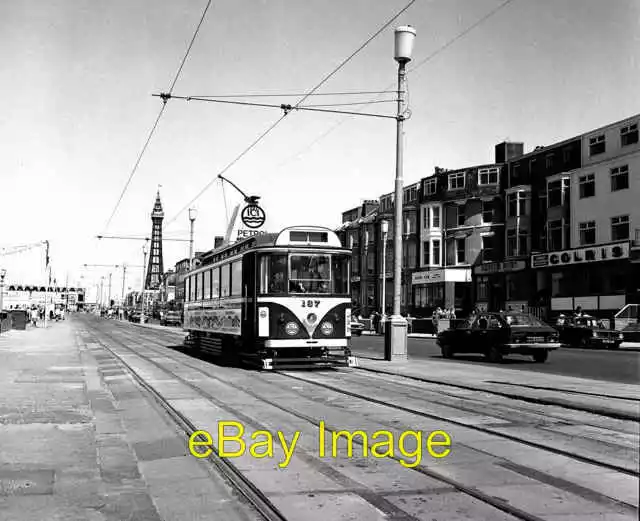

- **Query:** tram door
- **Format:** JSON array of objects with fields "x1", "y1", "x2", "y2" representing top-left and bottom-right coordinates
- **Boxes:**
[{"x1": 241, "y1": 253, "x2": 257, "y2": 345}]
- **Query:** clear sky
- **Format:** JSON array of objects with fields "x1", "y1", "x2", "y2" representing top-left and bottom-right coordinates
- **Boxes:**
[{"x1": 1, "y1": 0, "x2": 638, "y2": 301}]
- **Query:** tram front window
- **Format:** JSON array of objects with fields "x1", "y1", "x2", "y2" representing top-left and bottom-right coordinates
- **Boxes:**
[
  {"x1": 289, "y1": 254, "x2": 331, "y2": 293},
  {"x1": 259, "y1": 254, "x2": 287, "y2": 295}
]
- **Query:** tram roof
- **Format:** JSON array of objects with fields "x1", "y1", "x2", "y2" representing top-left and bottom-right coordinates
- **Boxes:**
[{"x1": 199, "y1": 226, "x2": 347, "y2": 266}]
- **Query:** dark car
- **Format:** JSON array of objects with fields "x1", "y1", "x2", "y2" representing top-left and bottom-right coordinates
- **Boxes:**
[
  {"x1": 557, "y1": 315, "x2": 623, "y2": 349},
  {"x1": 436, "y1": 311, "x2": 560, "y2": 363},
  {"x1": 161, "y1": 310, "x2": 182, "y2": 327}
]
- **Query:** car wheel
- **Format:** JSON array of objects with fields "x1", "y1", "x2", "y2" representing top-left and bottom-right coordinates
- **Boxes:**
[
  {"x1": 608, "y1": 343, "x2": 621, "y2": 350},
  {"x1": 578, "y1": 337, "x2": 589, "y2": 348},
  {"x1": 441, "y1": 344, "x2": 454, "y2": 359},
  {"x1": 354, "y1": 330, "x2": 362, "y2": 336},
  {"x1": 486, "y1": 346, "x2": 503, "y2": 363},
  {"x1": 532, "y1": 350, "x2": 548, "y2": 363}
]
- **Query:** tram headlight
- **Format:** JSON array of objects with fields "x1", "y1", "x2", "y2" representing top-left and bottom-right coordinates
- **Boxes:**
[
  {"x1": 285, "y1": 321, "x2": 299, "y2": 336},
  {"x1": 320, "y1": 321, "x2": 334, "y2": 336}
]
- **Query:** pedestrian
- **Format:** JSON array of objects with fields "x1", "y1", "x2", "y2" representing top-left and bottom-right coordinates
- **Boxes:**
[
  {"x1": 574, "y1": 306, "x2": 583, "y2": 317},
  {"x1": 30, "y1": 307, "x2": 38, "y2": 327}
]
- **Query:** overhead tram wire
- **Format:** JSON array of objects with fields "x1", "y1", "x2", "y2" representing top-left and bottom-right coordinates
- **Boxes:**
[
  {"x1": 189, "y1": 90, "x2": 397, "y2": 98},
  {"x1": 102, "y1": 0, "x2": 214, "y2": 233},
  {"x1": 270, "y1": 0, "x2": 519, "y2": 174},
  {"x1": 162, "y1": 0, "x2": 417, "y2": 229}
]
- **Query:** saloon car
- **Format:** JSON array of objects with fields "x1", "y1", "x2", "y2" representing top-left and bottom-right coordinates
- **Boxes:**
[
  {"x1": 160, "y1": 310, "x2": 182, "y2": 327},
  {"x1": 557, "y1": 315, "x2": 623, "y2": 349},
  {"x1": 436, "y1": 311, "x2": 560, "y2": 363},
  {"x1": 350, "y1": 320, "x2": 365, "y2": 336}
]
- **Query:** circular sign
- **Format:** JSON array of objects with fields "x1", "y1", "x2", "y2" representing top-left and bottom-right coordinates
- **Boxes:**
[{"x1": 241, "y1": 204, "x2": 266, "y2": 229}]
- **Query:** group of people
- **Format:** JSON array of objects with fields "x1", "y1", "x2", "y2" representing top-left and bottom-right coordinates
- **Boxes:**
[{"x1": 27, "y1": 305, "x2": 65, "y2": 327}]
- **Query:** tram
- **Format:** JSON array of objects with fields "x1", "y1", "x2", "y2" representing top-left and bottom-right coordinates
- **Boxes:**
[{"x1": 182, "y1": 226, "x2": 357, "y2": 369}]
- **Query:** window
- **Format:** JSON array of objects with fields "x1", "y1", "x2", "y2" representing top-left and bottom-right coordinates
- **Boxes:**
[
  {"x1": 422, "y1": 241, "x2": 430, "y2": 266},
  {"x1": 621, "y1": 123, "x2": 638, "y2": 146},
  {"x1": 423, "y1": 207, "x2": 429, "y2": 229},
  {"x1": 589, "y1": 134, "x2": 605, "y2": 156},
  {"x1": 289, "y1": 254, "x2": 331, "y2": 293},
  {"x1": 548, "y1": 180, "x2": 562, "y2": 207},
  {"x1": 611, "y1": 215, "x2": 630, "y2": 241},
  {"x1": 518, "y1": 229, "x2": 528, "y2": 255},
  {"x1": 432, "y1": 207, "x2": 441, "y2": 228},
  {"x1": 579, "y1": 174, "x2": 595, "y2": 198},
  {"x1": 481, "y1": 236, "x2": 494, "y2": 262},
  {"x1": 529, "y1": 158, "x2": 537, "y2": 175},
  {"x1": 231, "y1": 261, "x2": 242, "y2": 296},
  {"x1": 433, "y1": 239, "x2": 441, "y2": 266},
  {"x1": 456, "y1": 238, "x2": 466, "y2": 264},
  {"x1": 579, "y1": 221, "x2": 596, "y2": 246},
  {"x1": 545, "y1": 153, "x2": 555, "y2": 169},
  {"x1": 195, "y1": 273, "x2": 202, "y2": 300},
  {"x1": 548, "y1": 220, "x2": 563, "y2": 251},
  {"x1": 203, "y1": 270, "x2": 211, "y2": 300},
  {"x1": 508, "y1": 193, "x2": 517, "y2": 217},
  {"x1": 448, "y1": 172, "x2": 465, "y2": 190},
  {"x1": 478, "y1": 167, "x2": 499, "y2": 185},
  {"x1": 211, "y1": 268, "x2": 220, "y2": 298},
  {"x1": 511, "y1": 163, "x2": 521, "y2": 185},
  {"x1": 331, "y1": 254, "x2": 350, "y2": 295},
  {"x1": 611, "y1": 165, "x2": 629, "y2": 191},
  {"x1": 220, "y1": 264, "x2": 230, "y2": 297},
  {"x1": 507, "y1": 228, "x2": 517, "y2": 257},
  {"x1": 457, "y1": 206, "x2": 465, "y2": 227},
  {"x1": 477, "y1": 276, "x2": 489, "y2": 300},
  {"x1": 482, "y1": 200, "x2": 493, "y2": 223},
  {"x1": 424, "y1": 178, "x2": 437, "y2": 195}
]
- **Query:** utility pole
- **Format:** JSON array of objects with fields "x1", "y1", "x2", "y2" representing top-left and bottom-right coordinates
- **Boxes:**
[
  {"x1": 99, "y1": 277, "x2": 104, "y2": 310},
  {"x1": 108, "y1": 272, "x2": 112, "y2": 308},
  {"x1": 121, "y1": 264, "x2": 127, "y2": 308},
  {"x1": 140, "y1": 243, "x2": 147, "y2": 324},
  {"x1": 189, "y1": 208, "x2": 197, "y2": 269}
]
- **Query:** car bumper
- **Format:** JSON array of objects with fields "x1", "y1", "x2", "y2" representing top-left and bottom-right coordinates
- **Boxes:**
[{"x1": 504, "y1": 342, "x2": 560, "y2": 353}]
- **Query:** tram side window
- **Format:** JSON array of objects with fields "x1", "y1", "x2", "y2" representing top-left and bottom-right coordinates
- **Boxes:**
[
  {"x1": 212, "y1": 267, "x2": 220, "y2": 298},
  {"x1": 203, "y1": 270, "x2": 211, "y2": 300},
  {"x1": 259, "y1": 254, "x2": 287, "y2": 294},
  {"x1": 231, "y1": 261, "x2": 242, "y2": 296},
  {"x1": 331, "y1": 254, "x2": 350, "y2": 295},
  {"x1": 196, "y1": 272, "x2": 204, "y2": 300},
  {"x1": 220, "y1": 264, "x2": 230, "y2": 297},
  {"x1": 185, "y1": 278, "x2": 190, "y2": 302},
  {"x1": 289, "y1": 254, "x2": 331, "y2": 294}
]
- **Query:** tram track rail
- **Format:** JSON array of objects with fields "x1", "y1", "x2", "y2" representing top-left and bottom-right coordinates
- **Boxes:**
[
  {"x1": 112, "y1": 321, "x2": 639, "y2": 475},
  {"x1": 87, "y1": 320, "x2": 638, "y2": 517}
]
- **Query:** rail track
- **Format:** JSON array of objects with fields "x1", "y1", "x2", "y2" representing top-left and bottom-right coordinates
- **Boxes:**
[{"x1": 84, "y1": 319, "x2": 638, "y2": 519}]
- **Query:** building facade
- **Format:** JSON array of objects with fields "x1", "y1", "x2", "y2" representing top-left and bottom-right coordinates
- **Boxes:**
[{"x1": 3, "y1": 285, "x2": 85, "y2": 310}]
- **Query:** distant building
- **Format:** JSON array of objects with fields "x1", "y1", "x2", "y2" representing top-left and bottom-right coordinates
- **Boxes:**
[
  {"x1": 145, "y1": 191, "x2": 165, "y2": 290},
  {"x1": 3, "y1": 285, "x2": 85, "y2": 310}
]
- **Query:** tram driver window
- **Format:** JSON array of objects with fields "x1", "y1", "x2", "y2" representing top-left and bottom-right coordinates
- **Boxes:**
[
  {"x1": 259, "y1": 254, "x2": 287, "y2": 295},
  {"x1": 289, "y1": 255, "x2": 331, "y2": 293}
]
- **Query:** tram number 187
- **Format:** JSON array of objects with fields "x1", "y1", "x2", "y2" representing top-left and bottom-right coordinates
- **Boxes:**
[{"x1": 301, "y1": 300, "x2": 320, "y2": 308}]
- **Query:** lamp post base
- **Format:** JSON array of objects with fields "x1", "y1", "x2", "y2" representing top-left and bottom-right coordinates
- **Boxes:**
[{"x1": 383, "y1": 315, "x2": 408, "y2": 361}]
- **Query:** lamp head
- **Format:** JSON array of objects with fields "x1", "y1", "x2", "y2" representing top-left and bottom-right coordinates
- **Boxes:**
[
  {"x1": 380, "y1": 220, "x2": 389, "y2": 234},
  {"x1": 189, "y1": 207, "x2": 198, "y2": 221},
  {"x1": 0, "y1": 268, "x2": 6, "y2": 279},
  {"x1": 394, "y1": 25, "x2": 416, "y2": 63}
]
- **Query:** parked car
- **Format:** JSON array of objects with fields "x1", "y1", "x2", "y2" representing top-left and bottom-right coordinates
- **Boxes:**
[
  {"x1": 557, "y1": 315, "x2": 623, "y2": 349},
  {"x1": 161, "y1": 310, "x2": 182, "y2": 327},
  {"x1": 350, "y1": 320, "x2": 365, "y2": 336},
  {"x1": 436, "y1": 311, "x2": 560, "y2": 363},
  {"x1": 128, "y1": 312, "x2": 148, "y2": 323}
]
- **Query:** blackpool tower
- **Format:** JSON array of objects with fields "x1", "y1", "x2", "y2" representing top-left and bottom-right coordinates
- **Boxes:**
[{"x1": 145, "y1": 190, "x2": 164, "y2": 290}]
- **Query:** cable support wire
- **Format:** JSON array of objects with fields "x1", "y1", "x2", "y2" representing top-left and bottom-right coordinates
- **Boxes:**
[
  {"x1": 164, "y1": 0, "x2": 417, "y2": 227},
  {"x1": 102, "y1": 0, "x2": 213, "y2": 233},
  {"x1": 188, "y1": 90, "x2": 397, "y2": 98}
]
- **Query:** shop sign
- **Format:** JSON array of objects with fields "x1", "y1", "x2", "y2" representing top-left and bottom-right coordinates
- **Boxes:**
[
  {"x1": 473, "y1": 260, "x2": 526, "y2": 275},
  {"x1": 531, "y1": 242, "x2": 630, "y2": 268},
  {"x1": 412, "y1": 270, "x2": 444, "y2": 285}
]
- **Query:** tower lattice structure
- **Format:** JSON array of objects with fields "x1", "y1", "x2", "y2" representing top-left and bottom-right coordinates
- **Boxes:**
[{"x1": 145, "y1": 191, "x2": 164, "y2": 290}]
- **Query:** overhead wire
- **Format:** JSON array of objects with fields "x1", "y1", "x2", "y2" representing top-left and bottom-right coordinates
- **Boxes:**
[
  {"x1": 102, "y1": 0, "x2": 213, "y2": 233},
  {"x1": 269, "y1": 0, "x2": 518, "y2": 173},
  {"x1": 163, "y1": 0, "x2": 417, "y2": 228},
  {"x1": 189, "y1": 90, "x2": 397, "y2": 98}
]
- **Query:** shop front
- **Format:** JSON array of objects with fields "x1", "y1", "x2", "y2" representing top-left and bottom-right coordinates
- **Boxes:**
[
  {"x1": 531, "y1": 241, "x2": 632, "y2": 317},
  {"x1": 412, "y1": 268, "x2": 472, "y2": 316}
]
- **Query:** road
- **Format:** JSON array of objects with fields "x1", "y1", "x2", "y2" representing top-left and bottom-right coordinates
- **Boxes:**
[{"x1": 350, "y1": 334, "x2": 640, "y2": 384}]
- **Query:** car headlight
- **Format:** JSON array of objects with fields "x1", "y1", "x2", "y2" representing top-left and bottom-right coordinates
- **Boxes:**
[
  {"x1": 320, "y1": 321, "x2": 334, "y2": 336},
  {"x1": 285, "y1": 321, "x2": 299, "y2": 336},
  {"x1": 592, "y1": 331, "x2": 598, "y2": 338},
  {"x1": 618, "y1": 333, "x2": 624, "y2": 340}
]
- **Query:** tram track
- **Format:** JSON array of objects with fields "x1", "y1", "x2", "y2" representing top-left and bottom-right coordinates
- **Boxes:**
[
  {"x1": 88, "y1": 320, "x2": 638, "y2": 517},
  {"x1": 114, "y1": 322, "x2": 639, "y2": 475}
]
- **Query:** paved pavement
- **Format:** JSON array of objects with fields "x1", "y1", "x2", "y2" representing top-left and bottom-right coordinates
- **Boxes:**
[
  {"x1": 2, "y1": 315, "x2": 638, "y2": 520},
  {"x1": 350, "y1": 334, "x2": 640, "y2": 384}
]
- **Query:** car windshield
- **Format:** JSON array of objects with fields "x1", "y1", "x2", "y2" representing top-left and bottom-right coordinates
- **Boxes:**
[{"x1": 503, "y1": 313, "x2": 546, "y2": 326}]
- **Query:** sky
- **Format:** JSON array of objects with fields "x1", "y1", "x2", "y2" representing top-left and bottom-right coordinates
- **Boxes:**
[{"x1": 1, "y1": 0, "x2": 638, "y2": 302}]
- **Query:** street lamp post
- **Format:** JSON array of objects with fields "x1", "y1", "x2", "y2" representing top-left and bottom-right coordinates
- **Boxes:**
[
  {"x1": 189, "y1": 208, "x2": 197, "y2": 269},
  {"x1": 140, "y1": 243, "x2": 148, "y2": 324},
  {"x1": 380, "y1": 221, "x2": 388, "y2": 322},
  {"x1": 0, "y1": 268, "x2": 6, "y2": 312},
  {"x1": 385, "y1": 25, "x2": 416, "y2": 361}
]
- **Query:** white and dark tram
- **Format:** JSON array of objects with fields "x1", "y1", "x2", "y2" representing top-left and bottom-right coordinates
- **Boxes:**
[{"x1": 182, "y1": 226, "x2": 358, "y2": 369}]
